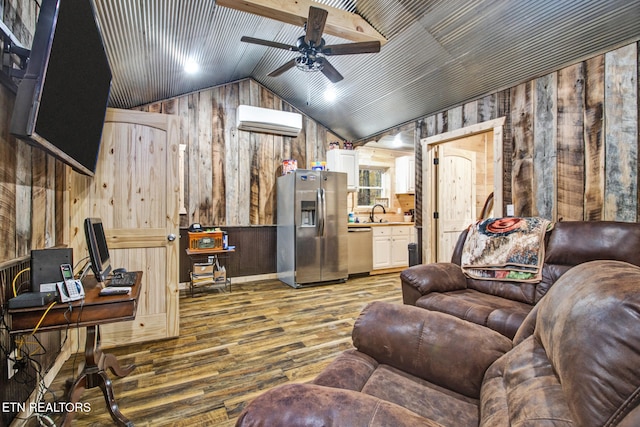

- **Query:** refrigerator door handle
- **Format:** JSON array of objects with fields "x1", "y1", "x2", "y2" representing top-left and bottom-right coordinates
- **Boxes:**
[
  {"x1": 317, "y1": 188, "x2": 325, "y2": 237},
  {"x1": 321, "y1": 187, "x2": 327, "y2": 236}
]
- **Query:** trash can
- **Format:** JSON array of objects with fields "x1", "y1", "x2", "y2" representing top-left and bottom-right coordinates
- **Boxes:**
[{"x1": 408, "y1": 243, "x2": 419, "y2": 267}]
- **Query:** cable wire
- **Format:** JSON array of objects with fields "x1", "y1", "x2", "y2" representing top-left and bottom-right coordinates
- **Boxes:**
[{"x1": 12, "y1": 267, "x2": 30, "y2": 297}]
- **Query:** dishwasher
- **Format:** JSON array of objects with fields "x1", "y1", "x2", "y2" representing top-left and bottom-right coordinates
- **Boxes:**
[{"x1": 348, "y1": 227, "x2": 373, "y2": 275}]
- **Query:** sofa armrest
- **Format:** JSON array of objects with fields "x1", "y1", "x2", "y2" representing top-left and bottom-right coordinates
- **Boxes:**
[
  {"x1": 236, "y1": 383, "x2": 440, "y2": 427},
  {"x1": 400, "y1": 263, "x2": 468, "y2": 305},
  {"x1": 353, "y1": 301, "x2": 513, "y2": 398}
]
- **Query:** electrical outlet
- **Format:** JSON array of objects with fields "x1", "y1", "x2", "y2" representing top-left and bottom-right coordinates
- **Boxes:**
[{"x1": 7, "y1": 349, "x2": 17, "y2": 380}]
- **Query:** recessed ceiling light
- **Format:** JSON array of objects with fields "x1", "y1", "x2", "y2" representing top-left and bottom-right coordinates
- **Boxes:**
[
  {"x1": 324, "y1": 86, "x2": 336, "y2": 102},
  {"x1": 184, "y1": 59, "x2": 199, "y2": 74}
]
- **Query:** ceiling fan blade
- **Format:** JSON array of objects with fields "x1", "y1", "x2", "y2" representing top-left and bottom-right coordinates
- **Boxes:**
[
  {"x1": 323, "y1": 41, "x2": 381, "y2": 56},
  {"x1": 241, "y1": 36, "x2": 296, "y2": 51},
  {"x1": 305, "y1": 6, "x2": 328, "y2": 47},
  {"x1": 268, "y1": 59, "x2": 298, "y2": 77},
  {"x1": 319, "y1": 58, "x2": 343, "y2": 83}
]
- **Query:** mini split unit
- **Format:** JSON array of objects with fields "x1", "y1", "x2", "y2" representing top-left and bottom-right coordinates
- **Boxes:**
[{"x1": 237, "y1": 105, "x2": 302, "y2": 137}]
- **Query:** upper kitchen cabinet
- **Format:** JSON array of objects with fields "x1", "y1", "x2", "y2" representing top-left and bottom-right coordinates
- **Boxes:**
[
  {"x1": 395, "y1": 156, "x2": 415, "y2": 194},
  {"x1": 327, "y1": 149, "x2": 359, "y2": 192}
]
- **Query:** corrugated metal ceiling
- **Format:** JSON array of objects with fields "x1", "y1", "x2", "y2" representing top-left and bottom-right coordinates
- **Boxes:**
[{"x1": 92, "y1": 0, "x2": 640, "y2": 142}]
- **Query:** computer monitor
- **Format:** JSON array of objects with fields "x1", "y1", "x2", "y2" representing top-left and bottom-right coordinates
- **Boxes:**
[{"x1": 84, "y1": 217, "x2": 112, "y2": 283}]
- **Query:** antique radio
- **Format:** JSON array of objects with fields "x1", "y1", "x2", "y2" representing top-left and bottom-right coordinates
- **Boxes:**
[{"x1": 188, "y1": 231, "x2": 224, "y2": 252}]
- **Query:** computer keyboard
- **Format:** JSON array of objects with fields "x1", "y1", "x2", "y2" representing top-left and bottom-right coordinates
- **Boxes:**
[{"x1": 108, "y1": 271, "x2": 137, "y2": 287}]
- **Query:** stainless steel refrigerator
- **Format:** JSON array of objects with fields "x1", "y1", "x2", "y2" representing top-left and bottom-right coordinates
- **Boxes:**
[{"x1": 277, "y1": 170, "x2": 348, "y2": 288}]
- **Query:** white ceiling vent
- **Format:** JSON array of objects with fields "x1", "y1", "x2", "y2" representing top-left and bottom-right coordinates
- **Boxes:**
[{"x1": 237, "y1": 105, "x2": 302, "y2": 137}]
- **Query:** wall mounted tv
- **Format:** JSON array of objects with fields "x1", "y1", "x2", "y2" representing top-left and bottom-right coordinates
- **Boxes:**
[{"x1": 10, "y1": 0, "x2": 112, "y2": 177}]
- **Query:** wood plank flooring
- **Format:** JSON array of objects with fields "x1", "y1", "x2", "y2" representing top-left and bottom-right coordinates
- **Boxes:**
[{"x1": 45, "y1": 273, "x2": 403, "y2": 426}]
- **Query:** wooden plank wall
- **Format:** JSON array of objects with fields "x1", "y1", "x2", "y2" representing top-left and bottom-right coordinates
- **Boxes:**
[
  {"x1": 0, "y1": 3, "x2": 67, "y2": 257},
  {"x1": 411, "y1": 41, "x2": 639, "y2": 225},
  {"x1": 136, "y1": 79, "x2": 340, "y2": 228},
  {"x1": 0, "y1": 94, "x2": 65, "y2": 261}
]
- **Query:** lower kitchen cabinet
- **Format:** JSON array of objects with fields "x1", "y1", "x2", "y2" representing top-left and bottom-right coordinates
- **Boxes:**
[{"x1": 372, "y1": 225, "x2": 414, "y2": 270}]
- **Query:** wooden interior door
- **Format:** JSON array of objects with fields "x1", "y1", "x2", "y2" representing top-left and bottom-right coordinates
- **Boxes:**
[
  {"x1": 435, "y1": 145, "x2": 477, "y2": 262},
  {"x1": 421, "y1": 119, "x2": 504, "y2": 264},
  {"x1": 69, "y1": 108, "x2": 180, "y2": 346}
]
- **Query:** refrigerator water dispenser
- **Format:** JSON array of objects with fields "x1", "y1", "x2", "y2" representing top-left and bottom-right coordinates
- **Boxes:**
[{"x1": 300, "y1": 201, "x2": 316, "y2": 226}]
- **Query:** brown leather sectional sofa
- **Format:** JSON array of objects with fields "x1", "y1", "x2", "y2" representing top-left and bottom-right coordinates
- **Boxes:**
[
  {"x1": 236, "y1": 259, "x2": 640, "y2": 426},
  {"x1": 401, "y1": 220, "x2": 640, "y2": 338}
]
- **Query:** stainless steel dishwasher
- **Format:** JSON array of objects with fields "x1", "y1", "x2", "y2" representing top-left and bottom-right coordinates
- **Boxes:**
[{"x1": 348, "y1": 227, "x2": 373, "y2": 275}]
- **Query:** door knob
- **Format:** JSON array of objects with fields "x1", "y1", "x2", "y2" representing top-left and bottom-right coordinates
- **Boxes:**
[{"x1": 167, "y1": 234, "x2": 176, "y2": 242}]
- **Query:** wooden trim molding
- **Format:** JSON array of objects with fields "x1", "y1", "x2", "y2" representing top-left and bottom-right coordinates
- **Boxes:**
[{"x1": 421, "y1": 117, "x2": 506, "y2": 263}]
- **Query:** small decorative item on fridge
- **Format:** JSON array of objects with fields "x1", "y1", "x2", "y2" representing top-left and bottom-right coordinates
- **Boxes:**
[
  {"x1": 282, "y1": 159, "x2": 298, "y2": 175},
  {"x1": 329, "y1": 141, "x2": 340, "y2": 150},
  {"x1": 311, "y1": 161, "x2": 326, "y2": 171},
  {"x1": 343, "y1": 141, "x2": 353, "y2": 150}
]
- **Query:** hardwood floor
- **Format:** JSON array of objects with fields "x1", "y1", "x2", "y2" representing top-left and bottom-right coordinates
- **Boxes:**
[{"x1": 45, "y1": 273, "x2": 403, "y2": 426}]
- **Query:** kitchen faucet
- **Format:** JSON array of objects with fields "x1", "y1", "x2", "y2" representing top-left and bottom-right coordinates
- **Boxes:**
[{"x1": 370, "y1": 203, "x2": 386, "y2": 223}]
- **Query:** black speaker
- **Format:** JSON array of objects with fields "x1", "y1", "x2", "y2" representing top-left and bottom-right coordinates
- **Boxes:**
[{"x1": 30, "y1": 248, "x2": 73, "y2": 292}]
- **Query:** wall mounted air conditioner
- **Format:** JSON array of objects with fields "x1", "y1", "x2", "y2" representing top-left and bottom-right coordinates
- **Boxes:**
[{"x1": 237, "y1": 105, "x2": 302, "y2": 137}]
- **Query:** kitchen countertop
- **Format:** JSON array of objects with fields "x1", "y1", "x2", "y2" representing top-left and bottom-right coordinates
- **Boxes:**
[{"x1": 348, "y1": 222, "x2": 414, "y2": 227}]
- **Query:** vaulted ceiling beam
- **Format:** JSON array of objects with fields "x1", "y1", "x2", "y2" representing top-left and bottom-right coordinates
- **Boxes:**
[{"x1": 217, "y1": 0, "x2": 387, "y2": 45}]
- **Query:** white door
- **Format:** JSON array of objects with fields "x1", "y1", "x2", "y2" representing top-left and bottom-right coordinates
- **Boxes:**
[
  {"x1": 435, "y1": 146, "x2": 477, "y2": 262},
  {"x1": 69, "y1": 108, "x2": 180, "y2": 346}
]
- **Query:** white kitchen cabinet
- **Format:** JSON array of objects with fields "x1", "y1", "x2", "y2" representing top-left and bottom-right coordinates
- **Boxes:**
[
  {"x1": 390, "y1": 226, "x2": 411, "y2": 267},
  {"x1": 372, "y1": 225, "x2": 414, "y2": 270},
  {"x1": 372, "y1": 228, "x2": 392, "y2": 269},
  {"x1": 327, "y1": 149, "x2": 359, "y2": 192},
  {"x1": 395, "y1": 156, "x2": 415, "y2": 194}
]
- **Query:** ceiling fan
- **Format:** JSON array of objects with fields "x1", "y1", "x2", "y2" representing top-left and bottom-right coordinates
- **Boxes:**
[{"x1": 241, "y1": 6, "x2": 381, "y2": 83}]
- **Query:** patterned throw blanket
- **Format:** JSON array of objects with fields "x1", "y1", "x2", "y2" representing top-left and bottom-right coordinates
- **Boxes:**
[{"x1": 461, "y1": 217, "x2": 553, "y2": 283}]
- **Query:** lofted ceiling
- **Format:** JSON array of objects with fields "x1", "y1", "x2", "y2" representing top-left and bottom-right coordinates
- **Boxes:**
[{"x1": 91, "y1": 0, "x2": 640, "y2": 142}]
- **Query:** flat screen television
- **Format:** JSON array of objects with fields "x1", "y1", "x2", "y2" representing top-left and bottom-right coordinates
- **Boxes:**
[
  {"x1": 84, "y1": 217, "x2": 112, "y2": 283},
  {"x1": 10, "y1": 0, "x2": 112, "y2": 176}
]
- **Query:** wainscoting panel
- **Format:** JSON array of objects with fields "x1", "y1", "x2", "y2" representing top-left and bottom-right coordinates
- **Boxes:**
[{"x1": 179, "y1": 226, "x2": 276, "y2": 283}]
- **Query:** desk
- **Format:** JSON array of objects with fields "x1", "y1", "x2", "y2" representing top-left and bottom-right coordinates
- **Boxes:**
[
  {"x1": 9, "y1": 273, "x2": 142, "y2": 427},
  {"x1": 185, "y1": 248, "x2": 235, "y2": 296}
]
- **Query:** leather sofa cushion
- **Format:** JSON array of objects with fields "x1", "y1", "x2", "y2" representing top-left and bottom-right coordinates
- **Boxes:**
[
  {"x1": 466, "y1": 277, "x2": 536, "y2": 304},
  {"x1": 544, "y1": 221, "x2": 640, "y2": 266},
  {"x1": 362, "y1": 365, "x2": 479, "y2": 427},
  {"x1": 416, "y1": 289, "x2": 532, "y2": 339},
  {"x1": 352, "y1": 302, "x2": 512, "y2": 399},
  {"x1": 537, "y1": 221, "x2": 640, "y2": 302},
  {"x1": 235, "y1": 382, "x2": 443, "y2": 427},
  {"x1": 315, "y1": 350, "x2": 479, "y2": 427}
]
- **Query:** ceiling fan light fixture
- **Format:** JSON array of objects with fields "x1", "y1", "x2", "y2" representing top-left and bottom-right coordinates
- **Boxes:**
[
  {"x1": 295, "y1": 55, "x2": 324, "y2": 73},
  {"x1": 240, "y1": 6, "x2": 380, "y2": 83}
]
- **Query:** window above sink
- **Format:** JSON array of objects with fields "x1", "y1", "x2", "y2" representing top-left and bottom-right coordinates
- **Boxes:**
[{"x1": 358, "y1": 166, "x2": 388, "y2": 208}]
